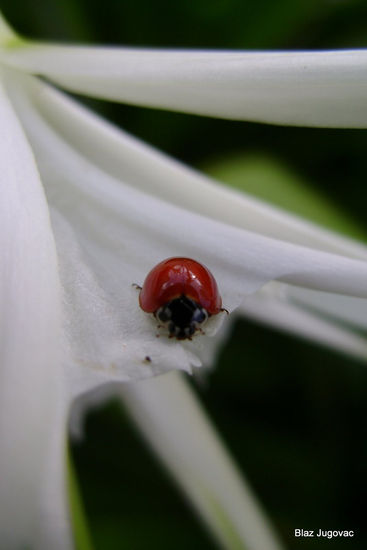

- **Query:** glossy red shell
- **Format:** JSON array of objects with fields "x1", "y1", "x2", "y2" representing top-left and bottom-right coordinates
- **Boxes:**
[{"x1": 139, "y1": 257, "x2": 222, "y2": 315}]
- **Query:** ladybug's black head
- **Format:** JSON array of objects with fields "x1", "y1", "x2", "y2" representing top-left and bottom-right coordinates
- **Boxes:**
[{"x1": 155, "y1": 295, "x2": 208, "y2": 339}]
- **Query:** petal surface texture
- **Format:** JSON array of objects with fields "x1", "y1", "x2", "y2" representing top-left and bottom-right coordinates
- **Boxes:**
[
  {"x1": 0, "y1": 75, "x2": 71, "y2": 549},
  {"x1": 2, "y1": 45, "x2": 367, "y2": 127},
  {"x1": 5, "y1": 67, "x2": 367, "y2": 261}
]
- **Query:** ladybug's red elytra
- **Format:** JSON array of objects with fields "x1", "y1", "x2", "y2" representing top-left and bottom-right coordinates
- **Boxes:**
[{"x1": 138, "y1": 257, "x2": 224, "y2": 340}]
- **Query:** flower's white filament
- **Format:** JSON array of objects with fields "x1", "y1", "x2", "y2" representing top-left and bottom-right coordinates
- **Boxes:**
[{"x1": 2, "y1": 46, "x2": 367, "y2": 128}]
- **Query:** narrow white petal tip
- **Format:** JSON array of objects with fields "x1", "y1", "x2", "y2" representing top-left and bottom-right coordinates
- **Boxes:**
[{"x1": 3, "y1": 46, "x2": 367, "y2": 127}]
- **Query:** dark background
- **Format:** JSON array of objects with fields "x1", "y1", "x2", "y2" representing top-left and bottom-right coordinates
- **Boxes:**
[{"x1": 2, "y1": 1, "x2": 367, "y2": 549}]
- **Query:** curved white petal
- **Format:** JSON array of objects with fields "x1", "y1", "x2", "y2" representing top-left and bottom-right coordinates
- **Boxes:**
[
  {"x1": 121, "y1": 372, "x2": 285, "y2": 550},
  {"x1": 0, "y1": 75, "x2": 71, "y2": 549},
  {"x1": 285, "y1": 285, "x2": 367, "y2": 331},
  {"x1": 52, "y1": 209, "x2": 203, "y2": 397},
  {"x1": 4, "y1": 71, "x2": 367, "y2": 394},
  {"x1": 70, "y1": 370, "x2": 284, "y2": 548},
  {"x1": 238, "y1": 283, "x2": 367, "y2": 361},
  {"x1": 2, "y1": 44, "x2": 367, "y2": 127},
  {"x1": 10, "y1": 69, "x2": 367, "y2": 260}
]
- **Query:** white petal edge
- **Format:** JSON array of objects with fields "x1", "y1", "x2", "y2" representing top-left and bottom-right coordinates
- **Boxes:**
[
  {"x1": 51, "y1": 210, "x2": 203, "y2": 397},
  {"x1": 238, "y1": 283, "x2": 367, "y2": 361},
  {"x1": 120, "y1": 372, "x2": 285, "y2": 550},
  {"x1": 10, "y1": 70, "x2": 367, "y2": 260},
  {"x1": 9, "y1": 74, "x2": 367, "y2": 298},
  {"x1": 0, "y1": 73, "x2": 71, "y2": 549},
  {"x1": 2, "y1": 44, "x2": 367, "y2": 127},
  {"x1": 285, "y1": 285, "x2": 367, "y2": 331}
]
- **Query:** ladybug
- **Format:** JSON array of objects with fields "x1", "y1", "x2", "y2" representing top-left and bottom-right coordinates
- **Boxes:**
[{"x1": 138, "y1": 257, "x2": 224, "y2": 340}]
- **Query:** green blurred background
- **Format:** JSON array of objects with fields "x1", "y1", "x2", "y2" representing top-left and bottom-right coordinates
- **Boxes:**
[{"x1": 2, "y1": 1, "x2": 367, "y2": 549}]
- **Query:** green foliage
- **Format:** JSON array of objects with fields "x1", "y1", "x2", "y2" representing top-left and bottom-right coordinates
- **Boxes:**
[{"x1": 68, "y1": 451, "x2": 94, "y2": 550}]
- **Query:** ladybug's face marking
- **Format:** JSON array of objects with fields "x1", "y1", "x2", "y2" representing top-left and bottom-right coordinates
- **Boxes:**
[{"x1": 156, "y1": 295, "x2": 209, "y2": 340}]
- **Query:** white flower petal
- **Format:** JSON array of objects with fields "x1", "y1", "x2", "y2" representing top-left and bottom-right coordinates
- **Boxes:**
[
  {"x1": 0, "y1": 74, "x2": 71, "y2": 549},
  {"x1": 121, "y1": 372, "x2": 285, "y2": 550},
  {"x1": 9, "y1": 68, "x2": 367, "y2": 260},
  {"x1": 2, "y1": 44, "x2": 367, "y2": 127},
  {"x1": 238, "y1": 283, "x2": 367, "y2": 361},
  {"x1": 285, "y1": 286, "x2": 367, "y2": 331},
  {"x1": 52, "y1": 209, "x2": 198, "y2": 397},
  {"x1": 6, "y1": 72, "x2": 367, "y2": 295},
  {"x1": 5, "y1": 71, "x2": 367, "y2": 393}
]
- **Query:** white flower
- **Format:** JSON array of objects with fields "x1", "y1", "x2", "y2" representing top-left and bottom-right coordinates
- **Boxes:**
[{"x1": 1, "y1": 11, "x2": 367, "y2": 550}]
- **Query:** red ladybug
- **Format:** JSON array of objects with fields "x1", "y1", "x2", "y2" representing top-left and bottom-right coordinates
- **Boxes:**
[{"x1": 138, "y1": 257, "x2": 223, "y2": 340}]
